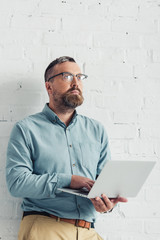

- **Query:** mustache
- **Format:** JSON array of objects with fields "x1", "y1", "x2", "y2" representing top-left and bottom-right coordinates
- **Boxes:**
[{"x1": 66, "y1": 87, "x2": 82, "y2": 94}]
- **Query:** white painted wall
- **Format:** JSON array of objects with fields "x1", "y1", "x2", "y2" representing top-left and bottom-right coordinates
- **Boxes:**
[{"x1": 0, "y1": 0, "x2": 160, "y2": 239}]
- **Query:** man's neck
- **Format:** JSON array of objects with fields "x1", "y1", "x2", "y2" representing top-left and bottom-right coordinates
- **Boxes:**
[{"x1": 48, "y1": 103, "x2": 75, "y2": 126}]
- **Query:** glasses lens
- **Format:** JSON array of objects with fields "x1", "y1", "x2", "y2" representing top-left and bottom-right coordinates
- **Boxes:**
[
  {"x1": 63, "y1": 73, "x2": 73, "y2": 81},
  {"x1": 77, "y1": 74, "x2": 87, "y2": 81}
]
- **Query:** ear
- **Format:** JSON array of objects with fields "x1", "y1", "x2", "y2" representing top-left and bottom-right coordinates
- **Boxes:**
[{"x1": 45, "y1": 82, "x2": 53, "y2": 95}]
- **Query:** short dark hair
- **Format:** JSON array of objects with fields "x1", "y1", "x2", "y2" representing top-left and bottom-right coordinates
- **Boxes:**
[{"x1": 44, "y1": 56, "x2": 76, "y2": 82}]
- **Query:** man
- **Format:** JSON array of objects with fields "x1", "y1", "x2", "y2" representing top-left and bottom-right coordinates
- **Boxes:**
[{"x1": 6, "y1": 56, "x2": 127, "y2": 240}]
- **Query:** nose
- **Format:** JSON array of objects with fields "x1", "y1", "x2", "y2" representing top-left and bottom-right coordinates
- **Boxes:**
[{"x1": 70, "y1": 75, "x2": 79, "y2": 88}]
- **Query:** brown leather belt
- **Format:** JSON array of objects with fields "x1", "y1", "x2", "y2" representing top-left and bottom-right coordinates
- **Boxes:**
[
  {"x1": 23, "y1": 211, "x2": 91, "y2": 229},
  {"x1": 49, "y1": 214, "x2": 91, "y2": 229}
]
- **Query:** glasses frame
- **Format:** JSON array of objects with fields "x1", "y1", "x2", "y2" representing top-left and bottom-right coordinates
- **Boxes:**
[{"x1": 47, "y1": 72, "x2": 88, "y2": 82}]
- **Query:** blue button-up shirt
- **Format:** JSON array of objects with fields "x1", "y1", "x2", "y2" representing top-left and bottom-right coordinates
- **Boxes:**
[{"x1": 6, "y1": 103, "x2": 111, "y2": 222}]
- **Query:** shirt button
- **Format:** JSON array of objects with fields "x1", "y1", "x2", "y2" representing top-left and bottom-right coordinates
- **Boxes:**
[
  {"x1": 72, "y1": 164, "x2": 76, "y2": 167},
  {"x1": 69, "y1": 144, "x2": 72, "y2": 147}
]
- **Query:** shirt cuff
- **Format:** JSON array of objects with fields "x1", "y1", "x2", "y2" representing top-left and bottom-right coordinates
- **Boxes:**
[{"x1": 57, "y1": 173, "x2": 72, "y2": 189}]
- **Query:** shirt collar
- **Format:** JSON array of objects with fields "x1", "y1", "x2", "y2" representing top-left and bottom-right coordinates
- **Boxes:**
[{"x1": 42, "y1": 103, "x2": 78, "y2": 125}]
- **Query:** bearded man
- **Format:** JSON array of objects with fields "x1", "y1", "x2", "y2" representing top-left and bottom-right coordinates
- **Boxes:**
[{"x1": 6, "y1": 56, "x2": 127, "y2": 240}]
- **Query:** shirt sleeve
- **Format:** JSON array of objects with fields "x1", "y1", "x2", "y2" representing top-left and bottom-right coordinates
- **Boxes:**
[
  {"x1": 6, "y1": 123, "x2": 72, "y2": 199},
  {"x1": 96, "y1": 125, "x2": 111, "y2": 176}
]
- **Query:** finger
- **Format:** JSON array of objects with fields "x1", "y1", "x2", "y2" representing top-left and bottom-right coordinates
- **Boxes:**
[
  {"x1": 84, "y1": 183, "x2": 93, "y2": 191},
  {"x1": 117, "y1": 197, "x2": 128, "y2": 202},
  {"x1": 95, "y1": 196, "x2": 110, "y2": 210},
  {"x1": 88, "y1": 179, "x2": 95, "y2": 185},
  {"x1": 101, "y1": 194, "x2": 113, "y2": 209},
  {"x1": 109, "y1": 197, "x2": 128, "y2": 205},
  {"x1": 85, "y1": 180, "x2": 95, "y2": 189},
  {"x1": 90, "y1": 197, "x2": 107, "y2": 212}
]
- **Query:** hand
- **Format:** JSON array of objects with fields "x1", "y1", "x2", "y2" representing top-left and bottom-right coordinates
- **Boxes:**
[
  {"x1": 70, "y1": 175, "x2": 95, "y2": 191},
  {"x1": 90, "y1": 194, "x2": 128, "y2": 213}
]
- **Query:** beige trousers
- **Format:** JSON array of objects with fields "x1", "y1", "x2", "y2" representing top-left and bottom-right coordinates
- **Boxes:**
[{"x1": 18, "y1": 215, "x2": 103, "y2": 240}]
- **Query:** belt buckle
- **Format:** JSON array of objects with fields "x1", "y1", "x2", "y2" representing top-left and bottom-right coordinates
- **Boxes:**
[{"x1": 76, "y1": 219, "x2": 87, "y2": 228}]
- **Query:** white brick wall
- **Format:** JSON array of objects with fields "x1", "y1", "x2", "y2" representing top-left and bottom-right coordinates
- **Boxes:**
[{"x1": 0, "y1": 0, "x2": 160, "y2": 239}]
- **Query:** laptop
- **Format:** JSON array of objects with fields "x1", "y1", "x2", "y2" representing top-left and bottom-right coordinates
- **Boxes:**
[{"x1": 57, "y1": 160, "x2": 156, "y2": 198}]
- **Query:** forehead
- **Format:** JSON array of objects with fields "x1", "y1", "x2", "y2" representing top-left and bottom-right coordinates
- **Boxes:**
[{"x1": 53, "y1": 61, "x2": 81, "y2": 75}]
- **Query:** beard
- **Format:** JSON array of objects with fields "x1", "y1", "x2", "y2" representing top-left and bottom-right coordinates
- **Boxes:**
[
  {"x1": 52, "y1": 87, "x2": 84, "y2": 110},
  {"x1": 62, "y1": 88, "x2": 84, "y2": 108}
]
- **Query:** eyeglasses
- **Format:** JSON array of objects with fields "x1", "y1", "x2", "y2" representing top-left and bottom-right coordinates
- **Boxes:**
[{"x1": 47, "y1": 72, "x2": 88, "y2": 82}]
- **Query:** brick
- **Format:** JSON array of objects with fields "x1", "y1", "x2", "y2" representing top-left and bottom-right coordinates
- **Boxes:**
[
  {"x1": 13, "y1": 201, "x2": 23, "y2": 220},
  {"x1": 143, "y1": 82, "x2": 160, "y2": 96},
  {"x1": 0, "y1": 236, "x2": 18, "y2": 240},
  {"x1": 143, "y1": 168, "x2": 160, "y2": 186},
  {"x1": 108, "y1": 233, "x2": 160, "y2": 240},
  {"x1": 0, "y1": 185, "x2": 13, "y2": 201},
  {"x1": 0, "y1": 78, "x2": 45, "y2": 93},
  {"x1": 109, "y1": 1, "x2": 139, "y2": 17},
  {"x1": 62, "y1": 15, "x2": 111, "y2": 32},
  {"x1": 113, "y1": 111, "x2": 138, "y2": 124},
  {"x1": 145, "y1": 220, "x2": 160, "y2": 234},
  {"x1": 145, "y1": 63, "x2": 160, "y2": 78},
  {"x1": 153, "y1": 50, "x2": 160, "y2": 62},
  {"x1": 0, "y1": 123, "x2": 14, "y2": 137},
  {"x1": 32, "y1": 60, "x2": 51, "y2": 79},
  {"x1": 39, "y1": 0, "x2": 86, "y2": 15},
  {"x1": 87, "y1": 1, "x2": 106, "y2": 16},
  {"x1": 0, "y1": 0, "x2": 40, "y2": 15},
  {"x1": 154, "y1": 140, "x2": 160, "y2": 158},
  {"x1": 146, "y1": 187, "x2": 160, "y2": 201},
  {"x1": 135, "y1": 64, "x2": 160, "y2": 79},
  {"x1": 138, "y1": 111, "x2": 160, "y2": 125},
  {"x1": 126, "y1": 49, "x2": 152, "y2": 64},
  {"x1": 73, "y1": 47, "x2": 125, "y2": 65},
  {"x1": 144, "y1": 96, "x2": 160, "y2": 110},
  {"x1": 109, "y1": 0, "x2": 138, "y2": 18},
  {"x1": 108, "y1": 124, "x2": 137, "y2": 139},
  {"x1": 139, "y1": 124, "x2": 160, "y2": 139},
  {"x1": 111, "y1": 18, "x2": 157, "y2": 34},
  {"x1": 0, "y1": 91, "x2": 43, "y2": 108},
  {"x1": 48, "y1": 46, "x2": 75, "y2": 61},
  {"x1": 109, "y1": 139, "x2": 127, "y2": 154},
  {"x1": 0, "y1": 59, "x2": 32, "y2": 75},
  {"x1": 24, "y1": 45, "x2": 49, "y2": 61},
  {"x1": 139, "y1": 2, "x2": 160, "y2": 18},
  {"x1": 11, "y1": 14, "x2": 61, "y2": 31},
  {"x1": 43, "y1": 31, "x2": 93, "y2": 48},
  {"x1": 0, "y1": 45, "x2": 24, "y2": 60},
  {"x1": 0, "y1": 200, "x2": 14, "y2": 218},
  {"x1": 128, "y1": 139, "x2": 155, "y2": 156},
  {"x1": 0, "y1": 137, "x2": 8, "y2": 168},
  {"x1": 9, "y1": 106, "x2": 42, "y2": 122},
  {"x1": 87, "y1": 63, "x2": 133, "y2": 78},
  {"x1": 0, "y1": 14, "x2": 11, "y2": 28},
  {"x1": 120, "y1": 200, "x2": 160, "y2": 218},
  {"x1": 0, "y1": 106, "x2": 10, "y2": 122},
  {"x1": 104, "y1": 95, "x2": 143, "y2": 112},
  {"x1": 0, "y1": 167, "x2": 5, "y2": 181},
  {"x1": 0, "y1": 219, "x2": 20, "y2": 235},
  {"x1": 94, "y1": 32, "x2": 140, "y2": 48},
  {"x1": 0, "y1": 29, "x2": 42, "y2": 45},
  {"x1": 95, "y1": 218, "x2": 143, "y2": 233},
  {"x1": 141, "y1": 35, "x2": 160, "y2": 49}
]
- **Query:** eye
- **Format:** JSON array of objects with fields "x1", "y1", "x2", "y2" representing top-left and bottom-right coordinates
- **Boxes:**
[
  {"x1": 77, "y1": 74, "x2": 86, "y2": 81},
  {"x1": 63, "y1": 73, "x2": 73, "y2": 81}
]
